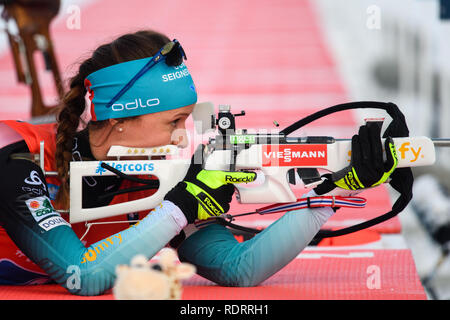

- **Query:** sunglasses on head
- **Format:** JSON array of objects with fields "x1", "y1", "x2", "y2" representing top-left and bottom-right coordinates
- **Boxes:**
[
  {"x1": 105, "y1": 39, "x2": 187, "y2": 110},
  {"x1": 160, "y1": 39, "x2": 187, "y2": 66}
]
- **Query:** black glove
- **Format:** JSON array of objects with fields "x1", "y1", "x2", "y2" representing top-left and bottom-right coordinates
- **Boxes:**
[
  {"x1": 315, "y1": 122, "x2": 398, "y2": 195},
  {"x1": 164, "y1": 145, "x2": 257, "y2": 223}
]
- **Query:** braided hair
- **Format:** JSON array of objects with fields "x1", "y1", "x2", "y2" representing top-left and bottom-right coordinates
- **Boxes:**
[{"x1": 54, "y1": 30, "x2": 171, "y2": 209}]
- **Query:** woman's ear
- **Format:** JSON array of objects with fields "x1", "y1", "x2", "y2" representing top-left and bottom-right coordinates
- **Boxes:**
[
  {"x1": 109, "y1": 118, "x2": 124, "y2": 133},
  {"x1": 108, "y1": 118, "x2": 119, "y2": 127}
]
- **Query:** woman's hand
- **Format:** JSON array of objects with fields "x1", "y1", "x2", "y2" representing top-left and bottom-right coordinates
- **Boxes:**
[
  {"x1": 164, "y1": 145, "x2": 257, "y2": 223},
  {"x1": 314, "y1": 122, "x2": 398, "y2": 196}
]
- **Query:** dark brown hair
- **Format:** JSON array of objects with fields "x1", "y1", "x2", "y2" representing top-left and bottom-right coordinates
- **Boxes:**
[{"x1": 55, "y1": 30, "x2": 171, "y2": 209}]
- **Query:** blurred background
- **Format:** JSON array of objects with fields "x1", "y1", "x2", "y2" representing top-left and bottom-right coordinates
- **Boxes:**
[
  {"x1": 0, "y1": 0, "x2": 449, "y2": 299},
  {"x1": 314, "y1": 0, "x2": 450, "y2": 300}
]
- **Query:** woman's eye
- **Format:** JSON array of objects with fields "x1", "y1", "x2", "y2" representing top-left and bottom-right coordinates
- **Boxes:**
[
  {"x1": 171, "y1": 119, "x2": 180, "y2": 126},
  {"x1": 151, "y1": 263, "x2": 163, "y2": 271}
]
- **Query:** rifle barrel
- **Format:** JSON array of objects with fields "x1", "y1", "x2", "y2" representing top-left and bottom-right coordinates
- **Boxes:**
[{"x1": 432, "y1": 138, "x2": 450, "y2": 147}]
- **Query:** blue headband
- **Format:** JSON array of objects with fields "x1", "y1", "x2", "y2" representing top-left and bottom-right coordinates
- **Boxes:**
[{"x1": 85, "y1": 46, "x2": 197, "y2": 121}]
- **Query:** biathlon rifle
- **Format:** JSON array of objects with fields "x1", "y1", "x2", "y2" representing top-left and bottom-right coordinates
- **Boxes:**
[{"x1": 43, "y1": 101, "x2": 449, "y2": 239}]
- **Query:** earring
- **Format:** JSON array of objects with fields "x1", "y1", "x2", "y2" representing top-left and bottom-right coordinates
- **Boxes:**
[{"x1": 118, "y1": 127, "x2": 123, "y2": 133}]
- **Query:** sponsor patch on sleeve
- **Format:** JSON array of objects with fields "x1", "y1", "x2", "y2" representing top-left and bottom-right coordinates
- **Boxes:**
[
  {"x1": 25, "y1": 196, "x2": 59, "y2": 222},
  {"x1": 38, "y1": 216, "x2": 71, "y2": 232}
]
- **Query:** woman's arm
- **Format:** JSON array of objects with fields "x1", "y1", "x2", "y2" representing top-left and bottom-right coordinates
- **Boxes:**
[
  {"x1": 0, "y1": 147, "x2": 187, "y2": 295},
  {"x1": 177, "y1": 191, "x2": 334, "y2": 287}
]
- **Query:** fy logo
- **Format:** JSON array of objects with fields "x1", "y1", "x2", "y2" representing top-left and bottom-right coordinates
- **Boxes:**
[
  {"x1": 346, "y1": 141, "x2": 423, "y2": 163},
  {"x1": 398, "y1": 142, "x2": 422, "y2": 162}
]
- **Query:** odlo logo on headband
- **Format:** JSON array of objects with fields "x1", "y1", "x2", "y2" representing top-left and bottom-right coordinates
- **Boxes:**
[{"x1": 111, "y1": 98, "x2": 160, "y2": 111}]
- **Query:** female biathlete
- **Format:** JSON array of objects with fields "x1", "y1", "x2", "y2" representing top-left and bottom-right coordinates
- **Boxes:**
[{"x1": 0, "y1": 30, "x2": 398, "y2": 295}]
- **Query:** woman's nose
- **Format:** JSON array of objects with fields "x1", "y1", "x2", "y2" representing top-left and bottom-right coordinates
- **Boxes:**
[{"x1": 171, "y1": 128, "x2": 189, "y2": 148}]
